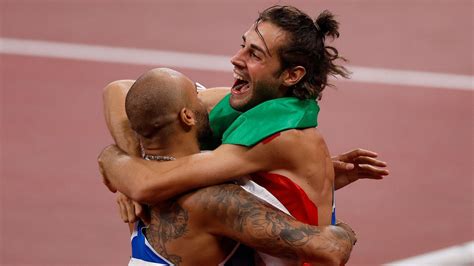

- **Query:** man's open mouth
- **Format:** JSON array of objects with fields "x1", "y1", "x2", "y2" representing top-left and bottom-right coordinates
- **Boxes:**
[{"x1": 231, "y1": 73, "x2": 250, "y2": 95}]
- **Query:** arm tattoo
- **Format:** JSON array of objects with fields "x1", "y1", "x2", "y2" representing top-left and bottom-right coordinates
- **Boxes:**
[
  {"x1": 144, "y1": 201, "x2": 189, "y2": 265},
  {"x1": 196, "y1": 184, "x2": 352, "y2": 262},
  {"x1": 195, "y1": 184, "x2": 319, "y2": 258}
]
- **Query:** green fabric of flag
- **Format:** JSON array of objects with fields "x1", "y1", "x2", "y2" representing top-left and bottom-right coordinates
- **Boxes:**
[
  {"x1": 208, "y1": 93, "x2": 319, "y2": 147},
  {"x1": 208, "y1": 94, "x2": 241, "y2": 142}
]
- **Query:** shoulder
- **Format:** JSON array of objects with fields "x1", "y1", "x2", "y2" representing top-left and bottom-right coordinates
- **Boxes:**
[
  {"x1": 252, "y1": 128, "x2": 320, "y2": 147},
  {"x1": 254, "y1": 128, "x2": 329, "y2": 168},
  {"x1": 276, "y1": 128, "x2": 325, "y2": 146}
]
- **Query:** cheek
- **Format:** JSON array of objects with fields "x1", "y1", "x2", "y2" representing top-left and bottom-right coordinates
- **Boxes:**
[
  {"x1": 247, "y1": 62, "x2": 266, "y2": 79},
  {"x1": 252, "y1": 63, "x2": 280, "y2": 82},
  {"x1": 253, "y1": 78, "x2": 282, "y2": 100}
]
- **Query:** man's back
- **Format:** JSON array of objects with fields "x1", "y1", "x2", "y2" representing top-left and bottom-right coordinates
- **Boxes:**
[
  {"x1": 133, "y1": 188, "x2": 237, "y2": 265},
  {"x1": 249, "y1": 127, "x2": 334, "y2": 225}
]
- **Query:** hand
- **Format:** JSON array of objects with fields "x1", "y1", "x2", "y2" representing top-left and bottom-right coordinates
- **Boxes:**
[
  {"x1": 116, "y1": 192, "x2": 150, "y2": 224},
  {"x1": 330, "y1": 220, "x2": 357, "y2": 265},
  {"x1": 335, "y1": 220, "x2": 357, "y2": 247},
  {"x1": 332, "y1": 148, "x2": 389, "y2": 190},
  {"x1": 98, "y1": 144, "x2": 122, "y2": 193}
]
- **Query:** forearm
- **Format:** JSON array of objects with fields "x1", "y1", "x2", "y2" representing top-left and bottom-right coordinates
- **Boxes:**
[
  {"x1": 198, "y1": 184, "x2": 352, "y2": 264},
  {"x1": 99, "y1": 146, "x2": 148, "y2": 199},
  {"x1": 102, "y1": 80, "x2": 140, "y2": 157},
  {"x1": 99, "y1": 145, "x2": 259, "y2": 204},
  {"x1": 240, "y1": 219, "x2": 351, "y2": 264}
]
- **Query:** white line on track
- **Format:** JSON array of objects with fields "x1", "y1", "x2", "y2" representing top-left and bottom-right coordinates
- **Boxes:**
[
  {"x1": 1, "y1": 37, "x2": 472, "y2": 91},
  {"x1": 384, "y1": 241, "x2": 474, "y2": 265}
]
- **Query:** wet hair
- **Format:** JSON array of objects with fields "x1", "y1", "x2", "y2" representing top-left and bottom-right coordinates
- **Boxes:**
[{"x1": 256, "y1": 5, "x2": 350, "y2": 100}]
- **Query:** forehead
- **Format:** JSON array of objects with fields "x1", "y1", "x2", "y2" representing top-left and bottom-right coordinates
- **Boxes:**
[{"x1": 243, "y1": 21, "x2": 287, "y2": 53}]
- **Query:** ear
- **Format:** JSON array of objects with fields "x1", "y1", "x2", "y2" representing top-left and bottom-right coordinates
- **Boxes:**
[
  {"x1": 179, "y1": 107, "x2": 196, "y2": 127},
  {"x1": 282, "y1": 66, "x2": 306, "y2": 87}
]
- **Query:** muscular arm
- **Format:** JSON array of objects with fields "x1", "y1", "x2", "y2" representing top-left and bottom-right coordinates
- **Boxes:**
[
  {"x1": 102, "y1": 80, "x2": 140, "y2": 157},
  {"x1": 101, "y1": 81, "x2": 232, "y2": 221},
  {"x1": 103, "y1": 80, "x2": 241, "y2": 201},
  {"x1": 103, "y1": 80, "x2": 143, "y2": 233},
  {"x1": 99, "y1": 142, "x2": 274, "y2": 204},
  {"x1": 191, "y1": 184, "x2": 354, "y2": 265},
  {"x1": 100, "y1": 80, "x2": 387, "y2": 205}
]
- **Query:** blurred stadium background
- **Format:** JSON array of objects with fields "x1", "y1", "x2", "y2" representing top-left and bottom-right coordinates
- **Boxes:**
[{"x1": 1, "y1": 1, "x2": 472, "y2": 265}]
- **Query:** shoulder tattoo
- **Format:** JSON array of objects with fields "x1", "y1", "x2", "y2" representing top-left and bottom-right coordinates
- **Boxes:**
[{"x1": 145, "y1": 201, "x2": 189, "y2": 265}]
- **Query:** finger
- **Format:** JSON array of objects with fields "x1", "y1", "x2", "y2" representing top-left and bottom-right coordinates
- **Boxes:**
[
  {"x1": 356, "y1": 175, "x2": 384, "y2": 180},
  {"x1": 347, "y1": 148, "x2": 378, "y2": 158},
  {"x1": 116, "y1": 199, "x2": 129, "y2": 223},
  {"x1": 124, "y1": 198, "x2": 137, "y2": 223},
  {"x1": 358, "y1": 164, "x2": 390, "y2": 175},
  {"x1": 134, "y1": 201, "x2": 144, "y2": 218},
  {"x1": 354, "y1": 156, "x2": 387, "y2": 167},
  {"x1": 333, "y1": 160, "x2": 354, "y2": 171},
  {"x1": 337, "y1": 148, "x2": 378, "y2": 161}
]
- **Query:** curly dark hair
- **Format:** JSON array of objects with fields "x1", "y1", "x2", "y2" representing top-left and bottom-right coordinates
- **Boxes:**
[{"x1": 256, "y1": 5, "x2": 350, "y2": 100}]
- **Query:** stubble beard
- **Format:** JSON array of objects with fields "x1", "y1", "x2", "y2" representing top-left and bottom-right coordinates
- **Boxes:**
[
  {"x1": 232, "y1": 79, "x2": 282, "y2": 112},
  {"x1": 195, "y1": 109, "x2": 213, "y2": 144}
]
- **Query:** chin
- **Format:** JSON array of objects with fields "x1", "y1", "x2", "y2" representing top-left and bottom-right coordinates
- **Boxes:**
[{"x1": 229, "y1": 96, "x2": 247, "y2": 112}]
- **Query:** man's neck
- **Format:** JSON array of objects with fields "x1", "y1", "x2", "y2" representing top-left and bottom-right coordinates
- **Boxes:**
[{"x1": 141, "y1": 134, "x2": 200, "y2": 159}]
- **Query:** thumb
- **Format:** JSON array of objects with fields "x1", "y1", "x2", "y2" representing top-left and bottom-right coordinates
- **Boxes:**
[
  {"x1": 135, "y1": 203, "x2": 151, "y2": 225},
  {"x1": 134, "y1": 202, "x2": 143, "y2": 217}
]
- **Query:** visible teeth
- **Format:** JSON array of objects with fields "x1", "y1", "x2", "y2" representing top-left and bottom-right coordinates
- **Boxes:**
[{"x1": 233, "y1": 72, "x2": 244, "y2": 81}]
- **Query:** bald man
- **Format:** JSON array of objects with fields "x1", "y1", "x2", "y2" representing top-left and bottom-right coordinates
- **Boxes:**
[{"x1": 103, "y1": 68, "x2": 355, "y2": 265}]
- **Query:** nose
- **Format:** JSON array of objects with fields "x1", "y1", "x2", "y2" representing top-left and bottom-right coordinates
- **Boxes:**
[{"x1": 230, "y1": 49, "x2": 245, "y2": 69}]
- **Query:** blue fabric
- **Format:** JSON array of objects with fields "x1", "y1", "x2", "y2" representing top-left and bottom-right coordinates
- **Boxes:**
[
  {"x1": 331, "y1": 187, "x2": 336, "y2": 225},
  {"x1": 131, "y1": 221, "x2": 171, "y2": 265}
]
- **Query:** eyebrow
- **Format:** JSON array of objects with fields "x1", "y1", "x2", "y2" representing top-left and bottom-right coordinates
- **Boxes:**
[{"x1": 242, "y1": 35, "x2": 271, "y2": 57}]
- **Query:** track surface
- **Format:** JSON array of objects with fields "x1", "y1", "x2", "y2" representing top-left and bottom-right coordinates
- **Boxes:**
[{"x1": 1, "y1": 1, "x2": 472, "y2": 265}]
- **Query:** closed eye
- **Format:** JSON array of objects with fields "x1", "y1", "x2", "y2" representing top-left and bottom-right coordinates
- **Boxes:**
[{"x1": 250, "y1": 50, "x2": 261, "y2": 60}]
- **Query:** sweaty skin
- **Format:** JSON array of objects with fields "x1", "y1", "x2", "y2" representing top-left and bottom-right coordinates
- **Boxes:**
[
  {"x1": 102, "y1": 22, "x2": 336, "y2": 225},
  {"x1": 103, "y1": 71, "x2": 355, "y2": 265},
  {"x1": 135, "y1": 180, "x2": 353, "y2": 265},
  {"x1": 100, "y1": 22, "x2": 326, "y2": 228},
  {"x1": 100, "y1": 127, "x2": 335, "y2": 219},
  {"x1": 101, "y1": 6, "x2": 390, "y2": 263}
]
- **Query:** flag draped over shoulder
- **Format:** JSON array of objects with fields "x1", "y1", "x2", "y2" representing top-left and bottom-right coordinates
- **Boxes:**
[{"x1": 207, "y1": 94, "x2": 319, "y2": 148}]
